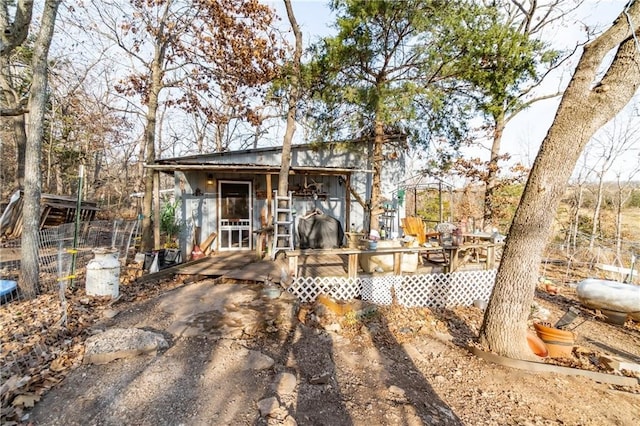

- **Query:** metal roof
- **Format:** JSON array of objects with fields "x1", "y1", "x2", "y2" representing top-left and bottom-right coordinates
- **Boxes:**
[
  {"x1": 145, "y1": 163, "x2": 363, "y2": 174},
  {"x1": 148, "y1": 142, "x2": 373, "y2": 174},
  {"x1": 155, "y1": 141, "x2": 364, "y2": 164}
]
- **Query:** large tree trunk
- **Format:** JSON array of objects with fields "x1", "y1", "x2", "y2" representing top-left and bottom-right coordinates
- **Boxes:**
[
  {"x1": 0, "y1": 59, "x2": 28, "y2": 188},
  {"x1": 277, "y1": 0, "x2": 301, "y2": 199},
  {"x1": 369, "y1": 117, "x2": 384, "y2": 232},
  {"x1": 140, "y1": 42, "x2": 165, "y2": 252},
  {"x1": 12, "y1": 114, "x2": 27, "y2": 188},
  {"x1": 480, "y1": 2, "x2": 640, "y2": 359},
  {"x1": 19, "y1": 0, "x2": 60, "y2": 298},
  {"x1": 140, "y1": 86, "x2": 160, "y2": 252},
  {"x1": 483, "y1": 111, "x2": 505, "y2": 229},
  {"x1": 0, "y1": 0, "x2": 35, "y2": 189}
]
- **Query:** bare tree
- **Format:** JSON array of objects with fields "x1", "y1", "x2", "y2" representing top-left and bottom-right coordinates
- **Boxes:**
[
  {"x1": 90, "y1": 0, "x2": 285, "y2": 251},
  {"x1": 612, "y1": 159, "x2": 640, "y2": 258},
  {"x1": 278, "y1": 0, "x2": 302, "y2": 197},
  {"x1": 20, "y1": 0, "x2": 62, "y2": 298},
  {"x1": 0, "y1": 0, "x2": 34, "y2": 190},
  {"x1": 480, "y1": 1, "x2": 640, "y2": 359},
  {"x1": 460, "y1": 0, "x2": 584, "y2": 229},
  {"x1": 585, "y1": 115, "x2": 640, "y2": 249},
  {"x1": 565, "y1": 153, "x2": 593, "y2": 251}
]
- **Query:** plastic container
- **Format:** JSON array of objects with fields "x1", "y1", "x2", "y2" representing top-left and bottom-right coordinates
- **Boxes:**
[
  {"x1": 601, "y1": 309, "x2": 628, "y2": 325},
  {"x1": 0, "y1": 279, "x2": 18, "y2": 304},
  {"x1": 86, "y1": 248, "x2": 120, "y2": 298}
]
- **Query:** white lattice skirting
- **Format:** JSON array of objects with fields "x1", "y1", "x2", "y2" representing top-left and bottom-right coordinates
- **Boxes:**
[{"x1": 287, "y1": 270, "x2": 497, "y2": 308}]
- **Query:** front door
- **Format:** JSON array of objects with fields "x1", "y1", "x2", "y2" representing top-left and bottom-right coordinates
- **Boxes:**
[{"x1": 218, "y1": 180, "x2": 252, "y2": 250}]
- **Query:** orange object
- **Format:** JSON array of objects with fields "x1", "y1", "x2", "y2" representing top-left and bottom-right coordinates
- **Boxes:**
[
  {"x1": 190, "y1": 244, "x2": 204, "y2": 260},
  {"x1": 527, "y1": 331, "x2": 548, "y2": 358},
  {"x1": 402, "y1": 216, "x2": 426, "y2": 245},
  {"x1": 534, "y1": 322, "x2": 575, "y2": 358},
  {"x1": 316, "y1": 294, "x2": 352, "y2": 316},
  {"x1": 545, "y1": 283, "x2": 559, "y2": 295}
]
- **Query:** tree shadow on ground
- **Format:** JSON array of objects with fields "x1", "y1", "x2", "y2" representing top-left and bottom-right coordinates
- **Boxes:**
[
  {"x1": 251, "y1": 303, "x2": 353, "y2": 425},
  {"x1": 30, "y1": 280, "x2": 293, "y2": 425},
  {"x1": 362, "y1": 308, "x2": 464, "y2": 425}
]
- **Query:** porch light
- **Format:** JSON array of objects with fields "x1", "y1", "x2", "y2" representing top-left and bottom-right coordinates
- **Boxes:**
[{"x1": 206, "y1": 173, "x2": 214, "y2": 185}]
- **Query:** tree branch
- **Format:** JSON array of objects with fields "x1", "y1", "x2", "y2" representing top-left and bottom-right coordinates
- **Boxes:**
[
  {"x1": 0, "y1": 107, "x2": 28, "y2": 116},
  {"x1": 571, "y1": 0, "x2": 640, "y2": 96}
]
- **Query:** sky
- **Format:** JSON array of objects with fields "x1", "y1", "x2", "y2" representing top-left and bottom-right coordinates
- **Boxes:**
[{"x1": 266, "y1": 0, "x2": 639, "y2": 182}]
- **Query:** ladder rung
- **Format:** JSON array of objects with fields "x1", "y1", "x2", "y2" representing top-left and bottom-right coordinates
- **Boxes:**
[{"x1": 271, "y1": 190, "x2": 294, "y2": 258}]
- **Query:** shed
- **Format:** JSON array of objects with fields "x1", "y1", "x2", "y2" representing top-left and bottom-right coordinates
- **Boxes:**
[
  {"x1": 0, "y1": 191, "x2": 99, "y2": 239},
  {"x1": 147, "y1": 140, "x2": 406, "y2": 257}
]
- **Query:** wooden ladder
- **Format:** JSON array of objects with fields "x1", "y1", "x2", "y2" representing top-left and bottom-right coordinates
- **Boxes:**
[{"x1": 272, "y1": 191, "x2": 294, "y2": 259}]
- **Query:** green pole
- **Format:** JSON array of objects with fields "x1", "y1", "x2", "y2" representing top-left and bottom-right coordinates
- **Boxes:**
[{"x1": 69, "y1": 165, "x2": 84, "y2": 289}]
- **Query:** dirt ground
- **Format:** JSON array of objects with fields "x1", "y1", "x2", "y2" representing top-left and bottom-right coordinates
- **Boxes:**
[{"x1": 3, "y1": 271, "x2": 640, "y2": 425}]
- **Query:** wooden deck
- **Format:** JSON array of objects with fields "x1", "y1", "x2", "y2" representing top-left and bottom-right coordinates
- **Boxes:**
[
  {"x1": 140, "y1": 243, "x2": 497, "y2": 285},
  {"x1": 142, "y1": 251, "x2": 288, "y2": 284},
  {"x1": 167, "y1": 251, "x2": 357, "y2": 282},
  {"x1": 146, "y1": 250, "x2": 449, "y2": 283}
]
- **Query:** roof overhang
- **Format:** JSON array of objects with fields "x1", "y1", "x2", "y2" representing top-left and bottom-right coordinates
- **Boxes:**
[{"x1": 145, "y1": 164, "x2": 369, "y2": 175}]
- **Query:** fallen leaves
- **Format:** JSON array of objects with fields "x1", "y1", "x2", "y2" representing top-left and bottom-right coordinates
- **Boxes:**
[
  {"x1": 0, "y1": 265, "x2": 186, "y2": 423},
  {"x1": 12, "y1": 393, "x2": 39, "y2": 408}
]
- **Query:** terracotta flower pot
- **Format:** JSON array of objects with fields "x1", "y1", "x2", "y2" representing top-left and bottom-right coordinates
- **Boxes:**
[
  {"x1": 533, "y1": 322, "x2": 575, "y2": 358},
  {"x1": 526, "y1": 331, "x2": 548, "y2": 358}
]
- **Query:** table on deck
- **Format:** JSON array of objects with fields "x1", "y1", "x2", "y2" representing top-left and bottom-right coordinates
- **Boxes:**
[
  {"x1": 285, "y1": 243, "x2": 499, "y2": 278},
  {"x1": 286, "y1": 246, "x2": 442, "y2": 278},
  {"x1": 441, "y1": 242, "x2": 498, "y2": 273}
]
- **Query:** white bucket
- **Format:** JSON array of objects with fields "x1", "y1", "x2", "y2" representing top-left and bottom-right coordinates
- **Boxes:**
[{"x1": 86, "y1": 248, "x2": 120, "y2": 298}]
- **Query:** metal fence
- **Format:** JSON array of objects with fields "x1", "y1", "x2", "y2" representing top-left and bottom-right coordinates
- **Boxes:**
[
  {"x1": 1, "y1": 219, "x2": 139, "y2": 404},
  {"x1": 541, "y1": 235, "x2": 639, "y2": 285},
  {"x1": 0, "y1": 219, "x2": 139, "y2": 295}
]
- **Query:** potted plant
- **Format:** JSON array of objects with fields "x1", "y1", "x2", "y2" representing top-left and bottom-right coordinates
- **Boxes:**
[{"x1": 160, "y1": 196, "x2": 182, "y2": 248}]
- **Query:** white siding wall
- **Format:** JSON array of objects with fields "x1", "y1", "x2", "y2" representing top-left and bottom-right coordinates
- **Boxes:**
[{"x1": 174, "y1": 141, "x2": 407, "y2": 252}]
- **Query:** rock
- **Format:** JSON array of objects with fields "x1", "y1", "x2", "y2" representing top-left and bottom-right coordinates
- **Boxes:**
[
  {"x1": 274, "y1": 372, "x2": 297, "y2": 395},
  {"x1": 268, "y1": 406, "x2": 290, "y2": 421},
  {"x1": 401, "y1": 343, "x2": 422, "y2": 360},
  {"x1": 166, "y1": 320, "x2": 190, "y2": 337},
  {"x1": 243, "y1": 350, "x2": 275, "y2": 370},
  {"x1": 102, "y1": 309, "x2": 119, "y2": 319},
  {"x1": 433, "y1": 331, "x2": 453, "y2": 342},
  {"x1": 309, "y1": 372, "x2": 331, "y2": 385},
  {"x1": 324, "y1": 323, "x2": 342, "y2": 333},
  {"x1": 257, "y1": 396, "x2": 280, "y2": 417},
  {"x1": 83, "y1": 328, "x2": 168, "y2": 365},
  {"x1": 388, "y1": 385, "x2": 406, "y2": 397},
  {"x1": 434, "y1": 375, "x2": 446, "y2": 383},
  {"x1": 282, "y1": 415, "x2": 298, "y2": 426}
]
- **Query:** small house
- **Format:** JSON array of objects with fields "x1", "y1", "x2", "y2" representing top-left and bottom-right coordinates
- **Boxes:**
[{"x1": 148, "y1": 140, "x2": 406, "y2": 257}]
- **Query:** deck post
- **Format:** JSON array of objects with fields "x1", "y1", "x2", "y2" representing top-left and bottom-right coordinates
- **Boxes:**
[
  {"x1": 153, "y1": 171, "x2": 161, "y2": 249},
  {"x1": 345, "y1": 174, "x2": 351, "y2": 232}
]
